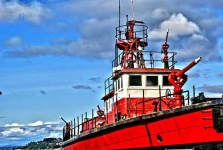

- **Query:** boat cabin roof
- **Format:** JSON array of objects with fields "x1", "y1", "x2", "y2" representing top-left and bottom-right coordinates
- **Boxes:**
[{"x1": 112, "y1": 68, "x2": 180, "y2": 79}]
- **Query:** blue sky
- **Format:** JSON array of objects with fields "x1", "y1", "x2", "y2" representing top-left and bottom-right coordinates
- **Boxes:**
[{"x1": 0, "y1": 0, "x2": 223, "y2": 147}]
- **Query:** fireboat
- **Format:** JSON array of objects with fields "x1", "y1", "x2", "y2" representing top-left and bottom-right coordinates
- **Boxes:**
[{"x1": 61, "y1": 1, "x2": 223, "y2": 150}]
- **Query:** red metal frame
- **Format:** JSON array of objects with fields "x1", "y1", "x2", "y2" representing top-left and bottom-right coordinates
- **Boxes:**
[
  {"x1": 116, "y1": 20, "x2": 147, "y2": 69},
  {"x1": 168, "y1": 57, "x2": 202, "y2": 104}
]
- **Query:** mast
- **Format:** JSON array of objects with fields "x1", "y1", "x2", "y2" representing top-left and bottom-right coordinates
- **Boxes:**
[
  {"x1": 115, "y1": 0, "x2": 121, "y2": 67},
  {"x1": 119, "y1": 0, "x2": 121, "y2": 28}
]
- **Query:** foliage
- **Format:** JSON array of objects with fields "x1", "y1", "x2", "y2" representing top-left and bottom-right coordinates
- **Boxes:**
[{"x1": 14, "y1": 138, "x2": 62, "y2": 150}]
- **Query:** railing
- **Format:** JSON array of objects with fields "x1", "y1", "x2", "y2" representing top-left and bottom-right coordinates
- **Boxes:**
[
  {"x1": 63, "y1": 88, "x2": 190, "y2": 142},
  {"x1": 62, "y1": 86, "x2": 223, "y2": 142},
  {"x1": 62, "y1": 109, "x2": 101, "y2": 142},
  {"x1": 112, "y1": 50, "x2": 177, "y2": 69},
  {"x1": 116, "y1": 23, "x2": 148, "y2": 42},
  {"x1": 133, "y1": 88, "x2": 190, "y2": 117},
  {"x1": 104, "y1": 76, "x2": 114, "y2": 96}
]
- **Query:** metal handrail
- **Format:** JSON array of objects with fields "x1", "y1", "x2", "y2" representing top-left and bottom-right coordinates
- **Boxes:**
[
  {"x1": 104, "y1": 76, "x2": 114, "y2": 95},
  {"x1": 116, "y1": 24, "x2": 148, "y2": 42},
  {"x1": 134, "y1": 89, "x2": 190, "y2": 116},
  {"x1": 63, "y1": 89, "x2": 190, "y2": 141},
  {"x1": 112, "y1": 50, "x2": 177, "y2": 69}
]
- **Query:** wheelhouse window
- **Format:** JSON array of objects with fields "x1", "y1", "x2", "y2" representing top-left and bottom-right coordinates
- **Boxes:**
[
  {"x1": 163, "y1": 76, "x2": 172, "y2": 86},
  {"x1": 105, "y1": 98, "x2": 113, "y2": 113},
  {"x1": 118, "y1": 80, "x2": 120, "y2": 90},
  {"x1": 120, "y1": 76, "x2": 123, "y2": 89},
  {"x1": 104, "y1": 99, "x2": 109, "y2": 113},
  {"x1": 146, "y1": 76, "x2": 158, "y2": 86},
  {"x1": 129, "y1": 75, "x2": 142, "y2": 86},
  {"x1": 116, "y1": 77, "x2": 123, "y2": 91}
]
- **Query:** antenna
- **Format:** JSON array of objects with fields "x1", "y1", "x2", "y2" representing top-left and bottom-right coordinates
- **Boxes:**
[
  {"x1": 119, "y1": 0, "x2": 121, "y2": 28},
  {"x1": 131, "y1": 0, "x2": 135, "y2": 20},
  {"x1": 116, "y1": 0, "x2": 121, "y2": 67}
]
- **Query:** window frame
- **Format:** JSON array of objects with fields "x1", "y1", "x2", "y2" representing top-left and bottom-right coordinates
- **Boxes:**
[
  {"x1": 162, "y1": 75, "x2": 172, "y2": 86},
  {"x1": 129, "y1": 75, "x2": 142, "y2": 86},
  {"x1": 116, "y1": 77, "x2": 123, "y2": 91},
  {"x1": 146, "y1": 75, "x2": 158, "y2": 86}
]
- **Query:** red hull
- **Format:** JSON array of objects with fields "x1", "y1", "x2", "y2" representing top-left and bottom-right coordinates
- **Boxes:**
[
  {"x1": 63, "y1": 100, "x2": 223, "y2": 150},
  {"x1": 61, "y1": 2, "x2": 222, "y2": 149}
]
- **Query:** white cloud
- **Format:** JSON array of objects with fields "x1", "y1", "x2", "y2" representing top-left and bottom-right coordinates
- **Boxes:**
[
  {"x1": 6, "y1": 17, "x2": 116, "y2": 59},
  {"x1": 0, "y1": 120, "x2": 63, "y2": 146},
  {"x1": 176, "y1": 32, "x2": 222, "y2": 62},
  {"x1": 2, "y1": 1, "x2": 223, "y2": 62},
  {"x1": 27, "y1": 120, "x2": 43, "y2": 126},
  {"x1": 149, "y1": 13, "x2": 200, "y2": 40},
  {"x1": 44, "y1": 121, "x2": 60, "y2": 125},
  {"x1": 1, "y1": 127, "x2": 24, "y2": 136},
  {"x1": 189, "y1": 34, "x2": 208, "y2": 41},
  {"x1": 152, "y1": 8, "x2": 170, "y2": 19},
  {"x1": 0, "y1": 0, "x2": 51, "y2": 24},
  {"x1": 5, "y1": 123, "x2": 25, "y2": 127}
]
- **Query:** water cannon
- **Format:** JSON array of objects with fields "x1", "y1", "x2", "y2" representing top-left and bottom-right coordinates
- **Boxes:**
[
  {"x1": 164, "y1": 29, "x2": 169, "y2": 45},
  {"x1": 127, "y1": 20, "x2": 144, "y2": 25},
  {"x1": 169, "y1": 56, "x2": 202, "y2": 88},
  {"x1": 162, "y1": 29, "x2": 170, "y2": 69},
  {"x1": 97, "y1": 105, "x2": 104, "y2": 117},
  {"x1": 168, "y1": 57, "x2": 202, "y2": 106},
  {"x1": 176, "y1": 57, "x2": 202, "y2": 77},
  {"x1": 59, "y1": 116, "x2": 71, "y2": 131},
  {"x1": 133, "y1": 20, "x2": 145, "y2": 24},
  {"x1": 59, "y1": 116, "x2": 69, "y2": 125},
  {"x1": 60, "y1": 116, "x2": 71, "y2": 141}
]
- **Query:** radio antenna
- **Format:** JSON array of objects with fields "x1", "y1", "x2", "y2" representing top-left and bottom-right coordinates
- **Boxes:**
[
  {"x1": 131, "y1": 0, "x2": 135, "y2": 20},
  {"x1": 119, "y1": 0, "x2": 121, "y2": 28}
]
